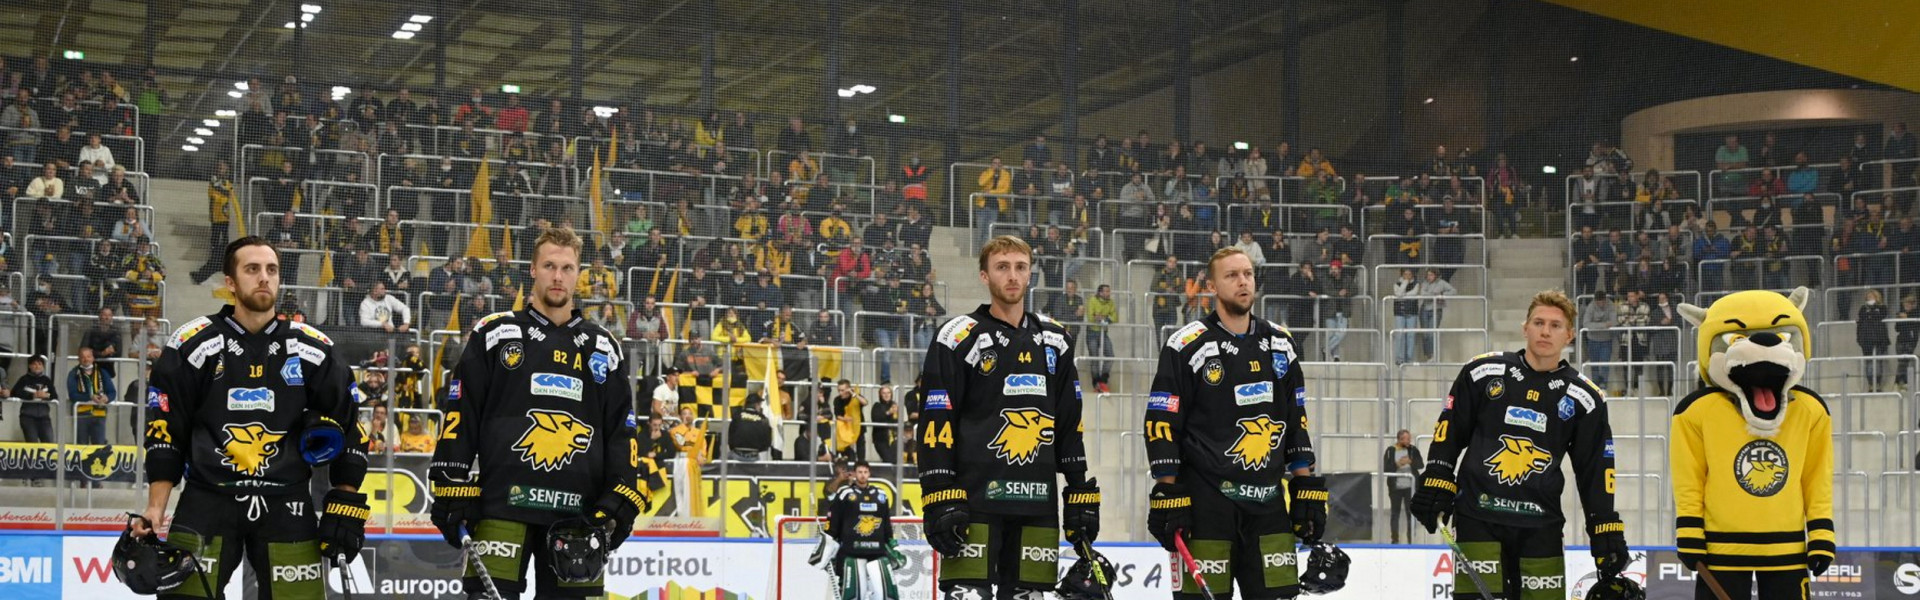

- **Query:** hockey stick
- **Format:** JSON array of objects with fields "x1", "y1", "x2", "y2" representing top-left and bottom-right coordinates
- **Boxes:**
[
  {"x1": 1072, "y1": 537, "x2": 1116, "y2": 600},
  {"x1": 1437, "y1": 524, "x2": 1498, "y2": 600},
  {"x1": 330, "y1": 554, "x2": 357, "y2": 600},
  {"x1": 1696, "y1": 565, "x2": 1733, "y2": 600},
  {"x1": 1171, "y1": 532, "x2": 1217, "y2": 599},
  {"x1": 459, "y1": 534, "x2": 504, "y2": 600}
]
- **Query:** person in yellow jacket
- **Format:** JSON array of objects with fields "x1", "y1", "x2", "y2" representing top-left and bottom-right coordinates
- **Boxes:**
[
  {"x1": 1296, "y1": 147, "x2": 1337, "y2": 178},
  {"x1": 575, "y1": 253, "x2": 619, "y2": 300},
  {"x1": 734, "y1": 201, "x2": 770, "y2": 241},
  {"x1": 122, "y1": 240, "x2": 166, "y2": 319},
  {"x1": 972, "y1": 157, "x2": 1012, "y2": 249},
  {"x1": 1672, "y1": 288, "x2": 1833, "y2": 599},
  {"x1": 192, "y1": 160, "x2": 236, "y2": 283}
]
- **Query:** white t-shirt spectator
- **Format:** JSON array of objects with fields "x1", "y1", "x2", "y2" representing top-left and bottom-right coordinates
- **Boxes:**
[
  {"x1": 359, "y1": 293, "x2": 412, "y2": 329},
  {"x1": 79, "y1": 143, "x2": 115, "y2": 171}
]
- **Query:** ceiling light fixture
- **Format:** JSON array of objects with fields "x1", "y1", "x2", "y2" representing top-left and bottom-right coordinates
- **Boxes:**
[
  {"x1": 187, "y1": 137, "x2": 207, "y2": 145},
  {"x1": 401, "y1": 22, "x2": 422, "y2": 31},
  {"x1": 301, "y1": 4, "x2": 322, "y2": 13},
  {"x1": 392, "y1": 31, "x2": 415, "y2": 39},
  {"x1": 204, "y1": 119, "x2": 222, "y2": 126},
  {"x1": 181, "y1": 145, "x2": 199, "y2": 152},
  {"x1": 228, "y1": 90, "x2": 243, "y2": 98},
  {"x1": 409, "y1": 14, "x2": 433, "y2": 23},
  {"x1": 194, "y1": 128, "x2": 214, "y2": 136}
]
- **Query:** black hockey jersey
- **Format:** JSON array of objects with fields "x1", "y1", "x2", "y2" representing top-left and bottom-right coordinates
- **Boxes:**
[
  {"x1": 144, "y1": 307, "x2": 366, "y2": 494},
  {"x1": 429, "y1": 308, "x2": 642, "y2": 527},
  {"x1": 1146, "y1": 314, "x2": 1314, "y2": 513},
  {"x1": 826, "y1": 483, "x2": 895, "y2": 559},
  {"x1": 1424, "y1": 350, "x2": 1617, "y2": 528},
  {"x1": 916, "y1": 305, "x2": 1086, "y2": 516}
]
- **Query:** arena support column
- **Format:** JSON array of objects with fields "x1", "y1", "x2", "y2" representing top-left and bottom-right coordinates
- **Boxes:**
[
  {"x1": 571, "y1": 2, "x2": 585, "y2": 101},
  {"x1": 1172, "y1": 0, "x2": 1192, "y2": 144},
  {"x1": 945, "y1": 0, "x2": 962, "y2": 176},
  {"x1": 1484, "y1": 0, "x2": 1506, "y2": 156},
  {"x1": 824, "y1": 0, "x2": 843, "y2": 124},
  {"x1": 1384, "y1": 0, "x2": 1407, "y2": 169},
  {"x1": 1280, "y1": 0, "x2": 1301, "y2": 146},
  {"x1": 1061, "y1": 0, "x2": 1080, "y2": 170}
]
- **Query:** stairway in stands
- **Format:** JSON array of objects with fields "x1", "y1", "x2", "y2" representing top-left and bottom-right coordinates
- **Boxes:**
[{"x1": 1486, "y1": 237, "x2": 1571, "y2": 351}]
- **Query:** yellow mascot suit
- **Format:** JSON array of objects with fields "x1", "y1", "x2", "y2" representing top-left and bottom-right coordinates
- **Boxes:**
[{"x1": 1672, "y1": 288, "x2": 1833, "y2": 599}]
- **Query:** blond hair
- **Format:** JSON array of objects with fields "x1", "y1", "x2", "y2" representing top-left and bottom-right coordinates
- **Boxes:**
[
  {"x1": 1527, "y1": 289, "x2": 1578, "y2": 325},
  {"x1": 1205, "y1": 247, "x2": 1249, "y2": 279},
  {"x1": 976, "y1": 235, "x2": 1032, "y2": 272},
  {"x1": 534, "y1": 226, "x2": 584, "y2": 257}
]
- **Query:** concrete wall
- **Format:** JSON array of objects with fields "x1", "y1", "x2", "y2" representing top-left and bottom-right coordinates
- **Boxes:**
[{"x1": 1622, "y1": 89, "x2": 1920, "y2": 171}]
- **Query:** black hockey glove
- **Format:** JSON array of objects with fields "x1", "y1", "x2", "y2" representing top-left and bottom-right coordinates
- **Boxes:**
[
  {"x1": 1409, "y1": 466, "x2": 1457, "y2": 534},
  {"x1": 1588, "y1": 514, "x2": 1629, "y2": 577},
  {"x1": 590, "y1": 483, "x2": 646, "y2": 552},
  {"x1": 1061, "y1": 477, "x2": 1101, "y2": 544},
  {"x1": 430, "y1": 481, "x2": 480, "y2": 548},
  {"x1": 1808, "y1": 545, "x2": 1834, "y2": 577},
  {"x1": 1288, "y1": 475, "x2": 1329, "y2": 544},
  {"x1": 317, "y1": 489, "x2": 370, "y2": 563},
  {"x1": 1147, "y1": 481, "x2": 1192, "y2": 552},
  {"x1": 921, "y1": 479, "x2": 970, "y2": 557}
]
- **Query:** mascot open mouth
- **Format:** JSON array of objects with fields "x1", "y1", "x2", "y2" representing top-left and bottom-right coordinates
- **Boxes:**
[{"x1": 1728, "y1": 361, "x2": 1791, "y2": 420}]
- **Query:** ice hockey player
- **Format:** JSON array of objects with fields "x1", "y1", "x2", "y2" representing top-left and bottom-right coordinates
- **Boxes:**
[
  {"x1": 819, "y1": 461, "x2": 909, "y2": 599},
  {"x1": 1144, "y1": 246, "x2": 1328, "y2": 599},
  {"x1": 917, "y1": 235, "x2": 1100, "y2": 600},
  {"x1": 1410, "y1": 290, "x2": 1630, "y2": 600},
  {"x1": 429, "y1": 227, "x2": 644, "y2": 599},
  {"x1": 1672, "y1": 288, "x2": 1833, "y2": 599},
  {"x1": 132, "y1": 236, "x2": 370, "y2": 597}
]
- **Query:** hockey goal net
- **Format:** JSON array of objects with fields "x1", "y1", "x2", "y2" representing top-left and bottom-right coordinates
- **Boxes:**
[{"x1": 771, "y1": 515, "x2": 940, "y2": 600}]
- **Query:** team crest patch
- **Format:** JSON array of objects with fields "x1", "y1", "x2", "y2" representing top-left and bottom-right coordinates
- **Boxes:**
[
  {"x1": 1733, "y1": 439, "x2": 1789, "y2": 497},
  {"x1": 1044, "y1": 347, "x2": 1057, "y2": 374},
  {"x1": 978, "y1": 350, "x2": 998, "y2": 375},
  {"x1": 1273, "y1": 353, "x2": 1288, "y2": 378},
  {"x1": 1486, "y1": 378, "x2": 1505, "y2": 399},
  {"x1": 1557, "y1": 396, "x2": 1575, "y2": 420},
  {"x1": 1484, "y1": 434, "x2": 1552, "y2": 485},
  {"x1": 1224, "y1": 415, "x2": 1284, "y2": 470},
  {"x1": 512, "y1": 409, "x2": 594, "y2": 472},
  {"x1": 502, "y1": 341, "x2": 525, "y2": 369},
  {"x1": 219, "y1": 423, "x2": 286, "y2": 476},
  {"x1": 1203, "y1": 358, "x2": 1225, "y2": 385},
  {"x1": 988, "y1": 408, "x2": 1056, "y2": 466}
]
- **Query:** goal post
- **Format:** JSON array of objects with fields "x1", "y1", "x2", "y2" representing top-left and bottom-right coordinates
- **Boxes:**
[{"x1": 770, "y1": 515, "x2": 941, "y2": 600}]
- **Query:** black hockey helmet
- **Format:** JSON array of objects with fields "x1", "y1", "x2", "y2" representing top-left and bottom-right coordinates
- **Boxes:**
[
  {"x1": 111, "y1": 515, "x2": 199, "y2": 595},
  {"x1": 547, "y1": 517, "x2": 610, "y2": 584},
  {"x1": 1298, "y1": 542, "x2": 1351, "y2": 595},
  {"x1": 1057, "y1": 542, "x2": 1116, "y2": 600},
  {"x1": 1583, "y1": 573, "x2": 1646, "y2": 600}
]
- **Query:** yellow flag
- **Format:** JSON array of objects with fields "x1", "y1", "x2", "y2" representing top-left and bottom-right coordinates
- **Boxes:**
[
  {"x1": 446, "y1": 293, "x2": 463, "y2": 331},
  {"x1": 317, "y1": 250, "x2": 335, "y2": 287},
  {"x1": 465, "y1": 157, "x2": 494, "y2": 260},
  {"x1": 512, "y1": 283, "x2": 526, "y2": 311},
  {"x1": 499, "y1": 222, "x2": 514, "y2": 261},
  {"x1": 231, "y1": 201, "x2": 247, "y2": 237},
  {"x1": 590, "y1": 146, "x2": 609, "y2": 239},
  {"x1": 660, "y1": 269, "x2": 679, "y2": 338}
]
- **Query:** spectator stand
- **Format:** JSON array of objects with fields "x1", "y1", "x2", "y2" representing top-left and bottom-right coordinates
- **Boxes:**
[
  {"x1": 780, "y1": 175, "x2": 891, "y2": 213},
  {"x1": 1257, "y1": 293, "x2": 1383, "y2": 365},
  {"x1": 406, "y1": 123, "x2": 574, "y2": 163},
  {"x1": 1708, "y1": 162, "x2": 1843, "y2": 199},
  {"x1": 1220, "y1": 202, "x2": 1355, "y2": 239},
  {"x1": 11, "y1": 197, "x2": 157, "y2": 242},
  {"x1": 4, "y1": 161, "x2": 153, "y2": 204},
  {"x1": 238, "y1": 144, "x2": 374, "y2": 210},
  {"x1": 0, "y1": 125, "x2": 145, "y2": 175},
  {"x1": 765, "y1": 149, "x2": 875, "y2": 187},
  {"x1": 1815, "y1": 282, "x2": 1920, "y2": 357},
  {"x1": 1564, "y1": 170, "x2": 1706, "y2": 210}
]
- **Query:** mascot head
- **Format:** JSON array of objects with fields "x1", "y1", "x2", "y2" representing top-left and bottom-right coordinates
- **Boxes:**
[{"x1": 1678, "y1": 288, "x2": 1810, "y2": 438}]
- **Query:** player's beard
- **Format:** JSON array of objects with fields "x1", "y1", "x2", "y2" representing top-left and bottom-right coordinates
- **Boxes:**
[
  {"x1": 237, "y1": 285, "x2": 277, "y2": 313},
  {"x1": 538, "y1": 286, "x2": 572, "y2": 312},
  {"x1": 1216, "y1": 290, "x2": 1252, "y2": 319},
  {"x1": 990, "y1": 280, "x2": 1026, "y2": 308}
]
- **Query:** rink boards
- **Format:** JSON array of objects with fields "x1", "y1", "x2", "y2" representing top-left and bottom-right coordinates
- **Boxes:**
[{"x1": 2, "y1": 532, "x2": 1919, "y2": 599}]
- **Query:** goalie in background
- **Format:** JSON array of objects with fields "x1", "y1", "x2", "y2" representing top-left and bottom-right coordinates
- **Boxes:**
[{"x1": 814, "y1": 461, "x2": 908, "y2": 600}]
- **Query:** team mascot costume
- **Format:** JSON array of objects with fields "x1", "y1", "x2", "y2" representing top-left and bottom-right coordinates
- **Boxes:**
[{"x1": 1671, "y1": 288, "x2": 1834, "y2": 599}]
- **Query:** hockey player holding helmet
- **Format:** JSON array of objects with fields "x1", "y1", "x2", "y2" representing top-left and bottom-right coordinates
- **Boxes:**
[
  {"x1": 132, "y1": 236, "x2": 370, "y2": 598},
  {"x1": 1144, "y1": 247, "x2": 1330, "y2": 599},
  {"x1": 916, "y1": 235, "x2": 1099, "y2": 600},
  {"x1": 429, "y1": 227, "x2": 644, "y2": 599},
  {"x1": 1410, "y1": 290, "x2": 1630, "y2": 600}
]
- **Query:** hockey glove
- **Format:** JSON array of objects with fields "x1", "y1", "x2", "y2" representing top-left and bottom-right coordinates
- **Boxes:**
[
  {"x1": 299, "y1": 411, "x2": 347, "y2": 466},
  {"x1": 1676, "y1": 516, "x2": 1706, "y2": 572},
  {"x1": 885, "y1": 540, "x2": 908, "y2": 570},
  {"x1": 921, "y1": 480, "x2": 970, "y2": 557},
  {"x1": 1289, "y1": 475, "x2": 1329, "y2": 544},
  {"x1": 1409, "y1": 466, "x2": 1457, "y2": 534},
  {"x1": 430, "y1": 481, "x2": 480, "y2": 548},
  {"x1": 591, "y1": 483, "x2": 647, "y2": 552},
  {"x1": 317, "y1": 490, "x2": 370, "y2": 564},
  {"x1": 1062, "y1": 477, "x2": 1102, "y2": 544},
  {"x1": 1147, "y1": 481, "x2": 1192, "y2": 552},
  {"x1": 1588, "y1": 514, "x2": 1630, "y2": 577}
]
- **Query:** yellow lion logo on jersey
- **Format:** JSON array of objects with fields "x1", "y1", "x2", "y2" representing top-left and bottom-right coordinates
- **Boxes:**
[
  {"x1": 512, "y1": 410, "x2": 596, "y2": 472},
  {"x1": 1742, "y1": 460, "x2": 1786, "y2": 493},
  {"x1": 1225, "y1": 416, "x2": 1285, "y2": 470},
  {"x1": 988, "y1": 408, "x2": 1055, "y2": 466},
  {"x1": 855, "y1": 515, "x2": 883, "y2": 536},
  {"x1": 1484, "y1": 435, "x2": 1553, "y2": 485},
  {"x1": 220, "y1": 423, "x2": 286, "y2": 476},
  {"x1": 146, "y1": 419, "x2": 172, "y2": 444}
]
